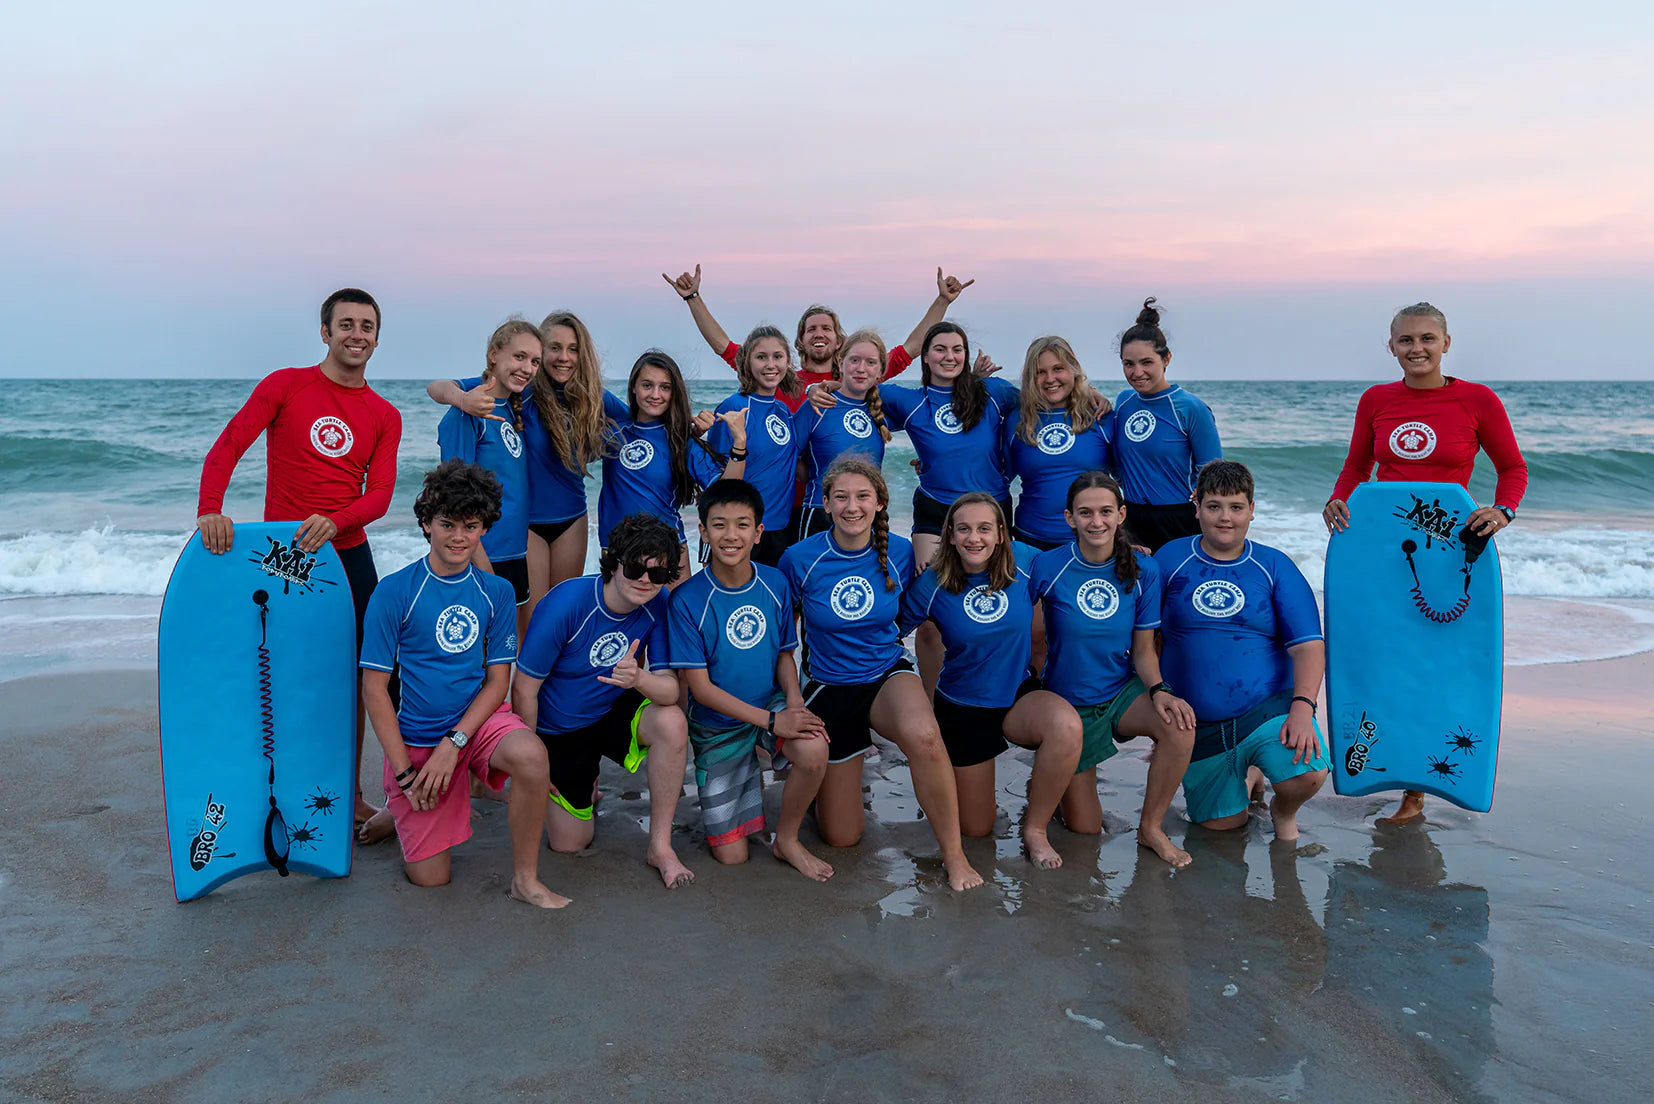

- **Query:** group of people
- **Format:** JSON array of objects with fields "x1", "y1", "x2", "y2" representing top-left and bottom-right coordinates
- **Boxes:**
[{"x1": 195, "y1": 275, "x2": 1529, "y2": 908}]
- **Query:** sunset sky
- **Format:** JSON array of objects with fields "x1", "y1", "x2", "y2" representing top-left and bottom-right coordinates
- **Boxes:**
[{"x1": 4, "y1": 2, "x2": 1651, "y2": 379}]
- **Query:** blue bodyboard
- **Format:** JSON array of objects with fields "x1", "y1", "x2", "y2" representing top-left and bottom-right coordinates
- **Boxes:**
[
  {"x1": 158, "y1": 524, "x2": 356, "y2": 901},
  {"x1": 1324, "y1": 482, "x2": 1503, "y2": 812}
]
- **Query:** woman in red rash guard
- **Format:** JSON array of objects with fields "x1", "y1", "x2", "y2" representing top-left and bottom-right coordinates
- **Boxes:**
[{"x1": 1323, "y1": 301, "x2": 1528, "y2": 825}]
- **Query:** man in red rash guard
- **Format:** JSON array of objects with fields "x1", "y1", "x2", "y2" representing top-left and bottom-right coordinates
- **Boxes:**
[{"x1": 196, "y1": 287, "x2": 404, "y2": 825}]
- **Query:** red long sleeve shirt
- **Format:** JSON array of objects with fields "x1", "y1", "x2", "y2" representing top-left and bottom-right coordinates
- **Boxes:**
[
  {"x1": 720, "y1": 342, "x2": 914, "y2": 412},
  {"x1": 197, "y1": 365, "x2": 403, "y2": 550},
  {"x1": 1329, "y1": 378, "x2": 1527, "y2": 508}
]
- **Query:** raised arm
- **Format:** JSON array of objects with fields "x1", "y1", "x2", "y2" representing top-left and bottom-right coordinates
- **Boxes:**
[
  {"x1": 663, "y1": 264, "x2": 737, "y2": 366},
  {"x1": 897, "y1": 268, "x2": 975, "y2": 363},
  {"x1": 427, "y1": 378, "x2": 502, "y2": 419}
]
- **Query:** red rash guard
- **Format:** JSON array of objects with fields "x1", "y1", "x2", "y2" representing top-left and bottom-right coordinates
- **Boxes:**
[
  {"x1": 197, "y1": 365, "x2": 404, "y2": 550},
  {"x1": 721, "y1": 341, "x2": 914, "y2": 412},
  {"x1": 1329, "y1": 378, "x2": 1528, "y2": 509}
]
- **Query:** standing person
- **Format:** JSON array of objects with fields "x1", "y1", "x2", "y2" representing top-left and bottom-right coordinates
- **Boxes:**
[
  {"x1": 779, "y1": 457, "x2": 984, "y2": 892},
  {"x1": 792, "y1": 329, "x2": 894, "y2": 539},
  {"x1": 356, "y1": 460, "x2": 567, "y2": 908},
  {"x1": 704, "y1": 326, "x2": 803, "y2": 566},
  {"x1": 1110, "y1": 298, "x2": 1222, "y2": 552},
  {"x1": 668, "y1": 479, "x2": 835, "y2": 880},
  {"x1": 436, "y1": 320, "x2": 541, "y2": 637},
  {"x1": 1323, "y1": 301, "x2": 1528, "y2": 824},
  {"x1": 196, "y1": 288, "x2": 403, "y2": 827},
  {"x1": 1030, "y1": 472, "x2": 1198, "y2": 868},
  {"x1": 1157, "y1": 460, "x2": 1330, "y2": 841},
  {"x1": 899, "y1": 494, "x2": 1083, "y2": 869},
  {"x1": 1004, "y1": 336, "x2": 1114, "y2": 551},
  {"x1": 512, "y1": 513, "x2": 697, "y2": 890}
]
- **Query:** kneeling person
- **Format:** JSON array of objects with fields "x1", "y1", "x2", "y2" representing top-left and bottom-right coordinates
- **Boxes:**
[
  {"x1": 669, "y1": 480, "x2": 834, "y2": 880},
  {"x1": 513, "y1": 512, "x2": 696, "y2": 889},
  {"x1": 358, "y1": 459, "x2": 567, "y2": 908},
  {"x1": 1154, "y1": 460, "x2": 1330, "y2": 840}
]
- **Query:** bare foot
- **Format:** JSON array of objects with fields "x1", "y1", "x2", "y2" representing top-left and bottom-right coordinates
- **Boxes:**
[
  {"x1": 648, "y1": 849, "x2": 695, "y2": 889},
  {"x1": 471, "y1": 777, "x2": 508, "y2": 804},
  {"x1": 1138, "y1": 826, "x2": 1192, "y2": 868},
  {"x1": 1022, "y1": 827, "x2": 1063, "y2": 869},
  {"x1": 773, "y1": 836, "x2": 834, "y2": 881},
  {"x1": 1377, "y1": 790, "x2": 1426, "y2": 825},
  {"x1": 356, "y1": 808, "x2": 395, "y2": 845},
  {"x1": 1246, "y1": 766, "x2": 1268, "y2": 805},
  {"x1": 1269, "y1": 799, "x2": 1301, "y2": 842},
  {"x1": 507, "y1": 876, "x2": 571, "y2": 909},
  {"x1": 354, "y1": 795, "x2": 380, "y2": 825},
  {"x1": 945, "y1": 854, "x2": 984, "y2": 891}
]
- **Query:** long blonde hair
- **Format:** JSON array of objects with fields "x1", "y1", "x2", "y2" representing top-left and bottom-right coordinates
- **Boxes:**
[
  {"x1": 482, "y1": 319, "x2": 542, "y2": 434},
  {"x1": 1017, "y1": 335, "x2": 1108, "y2": 444},
  {"x1": 822, "y1": 454, "x2": 896, "y2": 592},
  {"x1": 534, "y1": 311, "x2": 612, "y2": 471},
  {"x1": 836, "y1": 328, "x2": 893, "y2": 443}
]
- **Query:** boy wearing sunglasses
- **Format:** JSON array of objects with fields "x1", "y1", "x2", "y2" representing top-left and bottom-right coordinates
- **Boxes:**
[{"x1": 512, "y1": 512, "x2": 696, "y2": 889}]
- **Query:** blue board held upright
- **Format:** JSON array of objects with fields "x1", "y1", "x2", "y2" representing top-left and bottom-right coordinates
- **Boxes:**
[{"x1": 158, "y1": 523, "x2": 356, "y2": 901}]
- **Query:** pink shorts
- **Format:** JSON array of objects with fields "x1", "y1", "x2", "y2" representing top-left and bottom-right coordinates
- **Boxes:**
[{"x1": 383, "y1": 703, "x2": 527, "y2": 864}]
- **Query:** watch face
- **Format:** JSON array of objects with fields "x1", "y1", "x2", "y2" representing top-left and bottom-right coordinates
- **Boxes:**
[{"x1": 448, "y1": 730, "x2": 469, "y2": 748}]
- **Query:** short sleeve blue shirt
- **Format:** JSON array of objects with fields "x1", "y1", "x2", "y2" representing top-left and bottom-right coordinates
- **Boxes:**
[
  {"x1": 1110, "y1": 385, "x2": 1222, "y2": 506},
  {"x1": 793, "y1": 395, "x2": 888, "y2": 508},
  {"x1": 1030, "y1": 543, "x2": 1162, "y2": 705},
  {"x1": 780, "y1": 531, "x2": 916, "y2": 685},
  {"x1": 1004, "y1": 406, "x2": 1115, "y2": 544},
  {"x1": 900, "y1": 542, "x2": 1038, "y2": 708},
  {"x1": 707, "y1": 392, "x2": 801, "y2": 531},
  {"x1": 516, "y1": 574, "x2": 672, "y2": 735},
  {"x1": 597, "y1": 420, "x2": 724, "y2": 546},
  {"x1": 437, "y1": 399, "x2": 531, "y2": 563},
  {"x1": 668, "y1": 563, "x2": 798, "y2": 728},
  {"x1": 880, "y1": 377, "x2": 1018, "y2": 504}
]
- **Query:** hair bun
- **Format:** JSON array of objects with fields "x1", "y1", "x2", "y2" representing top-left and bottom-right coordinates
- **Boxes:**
[{"x1": 1135, "y1": 297, "x2": 1160, "y2": 328}]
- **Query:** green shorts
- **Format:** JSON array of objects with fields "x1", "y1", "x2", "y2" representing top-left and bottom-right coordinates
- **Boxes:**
[{"x1": 1074, "y1": 676, "x2": 1146, "y2": 774}]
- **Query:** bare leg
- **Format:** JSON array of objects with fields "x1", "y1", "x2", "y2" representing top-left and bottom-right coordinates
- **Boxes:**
[
  {"x1": 1379, "y1": 789, "x2": 1427, "y2": 825},
  {"x1": 773, "y1": 735, "x2": 833, "y2": 880},
  {"x1": 1247, "y1": 765, "x2": 1268, "y2": 804},
  {"x1": 638, "y1": 704, "x2": 694, "y2": 888},
  {"x1": 489, "y1": 729, "x2": 569, "y2": 908},
  {"x1": 543, "y1": 515, "x2": 590, "y2": 609},
  {"x1": 357, "y1": 806, "x2": 395, "y2": 845},
  {"x1": 1004, "y1": 690, "x2": 1083, "y2": 868},
  {"x1": 870, "y1": 673, "x2": 983, "y2": 891},
  {"x1": 354, "y1": 690, "x2": 379, "y2": 824},
  {"x1": 1269, "y1": 771, "x2": 1327, "y2": 842},
  {"x1": 544, "y1": 796, "x2": 596, "y2": 853},
  {"x1": 954, "y1": 761, "x2": 998, "y2": 839},
  {"x1": 1117, "y1": 694, "x2": 1195, "y2": 868},
  {"x1": 814, "y1": 757, "x2": 867, "y2": 848},
  {"x1": 710, "y1": 838, "x2": 750, "y2": 865},
  {"x1": 403, "y1": 849, "x2": 452, "y2": 888},
  {"x1": 910, "y1": 533, "x2": 943, "y2": 698},
  {"x1": 1059, "y1": 773, "x2": 1103, "y2": 835}
]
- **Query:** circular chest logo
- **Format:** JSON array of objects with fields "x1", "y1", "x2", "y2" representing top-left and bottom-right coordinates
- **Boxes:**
[
  {"x1": 1076, "y1": 578, "x2": 1121, "y2": 620},
  {"x1": 933, "y1": 406, "x2": 963, "y2": 435},
  {"x1": 962, "y1": 586, "x2": 1010, "y2": 624},
  {"x1": 842, "y1": 408, "x2": 873, "y2": 439},
  {"x1": 765, "y1": 412, "x2": 791, "y2": 445},
  {"x1": 725, "y1": 604, "x2": 767, "y2": 649},
  {"x1": 434, "y1": 604, "x2": 480, "y2": 653},
  {"x1": 1036, "y1": 422, "x2": 1075, "y2": 455},
  {"x1": 619, "y1": 438, "x2": 654, "y2": 471},
  {"x1": 829, "y1": 576, "x2": 876, "y2": 620},
  {"x1": 309, "y1": 416, "x2": 354, "y2": 458},
  {"x1": 1123, "y1": 410, "x2": 1156, "y2": 443},
  {"x1": 499, "y1": 421, "x2": 523, "y2": 458},
  {"x1": 1191, "y1": 579, "x2": 1245, "y2": 618},
  {"x1": 1389, "y1": 420, "x2": 1437, "y2": 460},
  {"x1": 589, "y1": 630, "x2": 630, "y2": 668}
]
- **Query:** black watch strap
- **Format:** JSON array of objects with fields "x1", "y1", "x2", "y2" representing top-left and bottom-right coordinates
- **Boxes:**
[{"x1": 1148, "y1": 682, "x2": 1173, "y2": 698}]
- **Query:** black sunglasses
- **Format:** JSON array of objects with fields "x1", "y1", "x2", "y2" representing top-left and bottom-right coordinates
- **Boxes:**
[{"x1": 622, "y1": 560, "x2": 674, "y2": 585}]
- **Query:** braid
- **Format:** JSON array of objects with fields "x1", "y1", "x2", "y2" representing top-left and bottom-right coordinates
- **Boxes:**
[
  {"x1": 872, "y1": 507, "x2": 895, "y2": 591},
  {"x1": 865, "y1": 384, "x2": 893, "y2": 443},
  {"x1": 1113, "y1": 522, "x2": 1140, "y2": 587},
  {"x1": 508, "y1": 390, "x2": 524, "y2": 434}
]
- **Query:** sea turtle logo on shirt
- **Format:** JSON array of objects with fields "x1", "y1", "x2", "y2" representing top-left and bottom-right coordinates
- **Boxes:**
[
  {"x1": 1191, "y1": 579, "x2": 1245, "y2": 618},
  {"x1": 1389, "y1": 420, "x2": 1437, "y2": 460},
  {"x1": 589, "y1": 630, "x2": 630, "y2": 668},
  {"x1": 1076, "y1": 578, "x2": 1121, "y2": 620},
  {"x1": 1123, "y1": 410, "x2": 1156, "y2": 443},
  {"x1": 725, "y1": 604, "x2": 767, "y2": 649},
  {"x1": 500, "y1": 421, "x2": 523, "y2": 459},
  {"x1": 829, "y1": 576, "x2": 876, "y2": 620},
  {"x1": 309, "y1": 416, "x2": 354, "y2": 458},
  {"x1": 963, "y1": 586, "x2": 1010, "y2": 624},
  {"x1": 435, "y1": 604, "x2": 481, "y2": 654},
  {"x1": 933, "y1": 406, "x2": 963, "y2": 435},
  {"x1": 1037, "y1": 423, "x2": 1075, "y2": 455},
  {"x1": 843, "y1": 408, "x2": 873, "y2": 439},
  {"x1": 619, "y1": 438, "x2": 654, "y2": 471},
  {"x1": 765, "y1": 413, "x2": 791, "y2": 446}
]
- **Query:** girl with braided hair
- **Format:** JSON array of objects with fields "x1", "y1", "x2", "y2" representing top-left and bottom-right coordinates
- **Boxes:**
[
  {"x1": 704, "y1": 325, "x2": 804, "y2": 566},
  {"x1": 779, "y1": 456, "x2": 984, "y2": 892},
  {"x1": 792, "y1": 329, "x2": 895, "y2": 539}
]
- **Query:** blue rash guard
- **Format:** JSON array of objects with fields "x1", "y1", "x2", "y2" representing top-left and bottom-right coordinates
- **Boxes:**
[
  {"x1": 780, "y1": 530, "x2": 917, "y2": 685},
  {"x1": 880, "y1": 377, "x2": 1018, "y2": 505},
  {"x1": 1003, "y1": 406, "x2": 1115, "y2": 544},
  {"x1": 1110, "y1": 385, "x2": 1222, "y2": 506},
  {"x1": 792, "y1": 394, "x2": 888, "y2": 508},
  {"x1": 706, "y1": 391, "x2": 800, "y2": 532},
  {"x1": 667, "y1": 562, "x2": 798, "y2": 728},
  {"x1": 359, "y1": 559, "x2": 518, "y2": 746},
  {"x1": 516, "y1": 574, "x2": 671, "y2": 735},
  {"x1": 437, "y1": 398, "x2": 531, "y2": 564},
  {"x1": 1153, "y1": 536, "x2": 1322, "y2": 722},
  {"x1": 1030, "y1": 543, "x2": 1162, "y2": 705},
  {"x1": 596, "y1": 420, "x2": 726, "y2": 546},
  {"x1": 900, "y1": 542, "x2": 1038, "y2": 708}
]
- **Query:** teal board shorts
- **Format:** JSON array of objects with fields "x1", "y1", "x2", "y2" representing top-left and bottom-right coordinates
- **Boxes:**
[
  {"x1": 1074, "y1": 676, "x2": 1146, "y2": 774},
  {"x1": 1182, "y1": 690, "x2": 1330, "y2": 823}
]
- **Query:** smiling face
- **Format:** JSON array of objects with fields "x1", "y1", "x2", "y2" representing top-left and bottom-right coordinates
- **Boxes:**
[
  {"x1": 632, "y1": 365, "x2": 673, "y2": 421},
  {"x1": 826, "y1": 472, "x2": 881, "y2": 543},
  {"x1": 487, "y1": 331, "x2": 542, "y2": 396},
  {"x1": 1197, "y1": 491, "x2": 1254, "y2": 555},
  {"x1": 542, "y1": 324, "x2": 580, "y2": 386},
  {"x1": 925, "y1": 331, "x2": 969, "y2": 384},
  {"x1": 948, "y1": 502, "x2": 1002, "y2": 574},
  {"x1": 322, "y1": 302, "x2": 379, "y2": 370},
  {"x1": 747, "y1": 336, "x2": 791, "y2": 395},
  {"x1": 1065, "y1": 486, "x2": 1125, "y2": 558},
  {"x1": 1120, "y1": 340, "x2": 1168, "y2": 395},
  {"x1": 1388, "y1": 316, "x2": 1451, "y2": 386},
  {"x1": 426, "y1": 514, "x2": 485, "y2": 574},
  {"x1": 616, "y1": 555, "x2": 666, "y2": 607},
  {"x1": 700, "y1": 502, "x2": 761, "y2": 573},
  {"x1": 1034, "y1": 349, "x2": 1076, "y2": 407},
  {"x1": 799, "y1": 312, "x2": 840, "y2": 368},
  {"x1": 840, "y1": 341, "x2": 882, "y2": 397}
]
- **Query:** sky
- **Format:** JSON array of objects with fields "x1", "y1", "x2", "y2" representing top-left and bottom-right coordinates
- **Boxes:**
[{"x1": 3, "y1": 1, "x2": 1652, "y2": 380}]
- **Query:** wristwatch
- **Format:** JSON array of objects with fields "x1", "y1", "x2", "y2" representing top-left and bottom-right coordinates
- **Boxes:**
[
  {"x1": 1148, "y1": 682, "x2": 1173, "y2": 699},
  {"x1": 1494, "y1": 505, "x2": 1515, "y2": 523},
  {"x1": 445, "y1": 729, "x2": 470, "y2": 750}
]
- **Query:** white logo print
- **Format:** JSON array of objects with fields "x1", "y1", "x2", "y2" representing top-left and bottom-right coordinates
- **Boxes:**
[
  {"x1": 962, "y1": 586, "x2": 1010, "y2": 624},
  {"x1": 1389, "y1": 420, "x2": 1437, "y2": 460},
  {"x1": 499, "y1": 421, "x2": 523, "y2": 458},
  {"x1": 829, "y1": 576, "x2": 876, "y2": 620},
  {"x1": 1123, "y1": 410, "x2": 1156, "y2": 443},
  {"x1": 619, "y1": 438, "x2": 654, "y2": 471},
  {"x1": 589, "y1": 630, "x2": 630, "y2": 668},
  {"x1": 765, "y1": 412, "x2": 791, "y2": 445},
  {"x1": 1076, "y1": 578, "x2": 1120, "y2": 620},
  {"x1": 309, "y1": 416, "x2": 354, "y2": 458},
  {"x1": 1191, "y1": 579, "x2": 1245, "y2": 618},
  {"x1": 842, "y1": 408, "x2": 873, "y2": 439},
  {"x1": 1036, "y1": 423, "x2": 1075, "y2": 455},
  {"x1": 435, "y1": 604, "x2": 481, "y2": 653},
  {"x1": 933, "y1": 406, "x2": 963, "y2": 435},
  {"x1": 725, "y1": 604, "x2": 767, "y2": 649}
]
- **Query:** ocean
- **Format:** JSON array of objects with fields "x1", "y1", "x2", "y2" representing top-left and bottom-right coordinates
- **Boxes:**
[{"x1": 3, "y1": 377, "x2": 1652, "y2": 677}]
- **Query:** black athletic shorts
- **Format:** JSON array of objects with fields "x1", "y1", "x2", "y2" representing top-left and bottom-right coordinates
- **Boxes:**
[
  {"x1": 492, "y1": 557, "x2": 530, "y2": 606},
  {"x1": 1011, "y1": 529, "x2": 1066, "y2": 553},
  {"x1": 1123, "y1": 501, "x2": 1199, "y2": 553},
  {"x1": 539, "y1": 689, "x2": 649, "y2": 819},
  {"x1": 752, "y1": 528, "x2": 791, "y2": 569},
  {"x1": 529, "y1": 515, "x2": 583, "y2": 547},
  {"x1": 932, "y1": 676, "x2": 1041, "y2": 768},
  {"x1": 336, "y1": 540, "x2": 379, "y2": 654},
  {"x1": 801, "y1": 659, "x2": 917, "y2": 764},
  {"x1": 796, "y1": 506, "x2": 832, "y2": 540},
  {"x1": 912, "y1": 490, "x2": 1014, "y2": 538}
]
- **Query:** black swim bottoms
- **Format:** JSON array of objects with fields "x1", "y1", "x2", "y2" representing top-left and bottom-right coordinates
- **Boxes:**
[{"x1": 801, "y1": 659, "x2": 917, "y2": 764}]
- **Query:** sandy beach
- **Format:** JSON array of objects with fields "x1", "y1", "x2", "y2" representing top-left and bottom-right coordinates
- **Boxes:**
[{"x1": 1, "y1": 653, "x2": 1650, "y2": 1103}]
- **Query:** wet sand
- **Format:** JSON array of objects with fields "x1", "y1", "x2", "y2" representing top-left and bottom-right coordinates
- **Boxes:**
[{"x1": 2, "y1": 657, "x2": 1650, "y2": 1103}]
